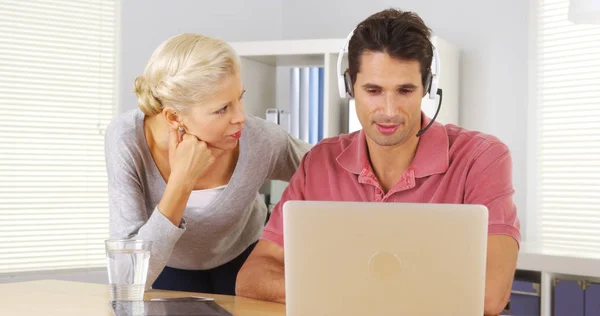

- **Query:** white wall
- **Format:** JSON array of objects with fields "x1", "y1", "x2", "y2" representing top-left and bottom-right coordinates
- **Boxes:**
[
  {"x1": 281, "y1": 0, "x2": 530, "y2": 236},
  {"x1": 119, "y1": 0, "x2": 284, "y2": 113}
]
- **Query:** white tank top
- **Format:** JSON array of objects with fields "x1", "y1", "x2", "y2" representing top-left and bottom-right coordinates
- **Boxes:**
[{"x1": 185, "y1": 185, "x2": 228, "y2": 210}]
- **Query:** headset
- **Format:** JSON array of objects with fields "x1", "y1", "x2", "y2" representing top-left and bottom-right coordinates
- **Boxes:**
[{"x1": 336, "y1": 29, "x2": 443, "y2": 136}]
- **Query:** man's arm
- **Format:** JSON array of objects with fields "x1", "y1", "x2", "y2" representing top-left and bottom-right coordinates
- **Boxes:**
[
  {"x1": 236, "y1": 240, "x2": 286, "y2": 303},
  {"x1": 464, "y1": 142, "x2": 521, "y2": 315},
  {"x1": 484, "y1": 235, "x2": 518, "y2": 315}
]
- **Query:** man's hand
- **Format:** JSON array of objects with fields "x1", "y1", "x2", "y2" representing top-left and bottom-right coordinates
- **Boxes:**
[{"x1": 236, "y1": 240, "x2": 286, "y2": 303}]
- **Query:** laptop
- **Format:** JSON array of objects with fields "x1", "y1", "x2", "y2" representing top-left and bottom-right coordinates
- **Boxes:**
[{"x1": 282, "y1": 201, "x2": 489, "y2": 316}]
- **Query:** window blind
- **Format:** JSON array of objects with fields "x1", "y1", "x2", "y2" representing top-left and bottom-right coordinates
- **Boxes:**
[
  {"x1": 534, "y1": 0, "x2": 600, "y2": 253},
  {"x1": 0, "y1": 0, "x2": 118, "y2": 273}
]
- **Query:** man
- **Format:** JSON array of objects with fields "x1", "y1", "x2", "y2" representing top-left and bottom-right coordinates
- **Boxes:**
[{"x1": 236, "y1": 8, "x2": 520, "y2": 316}]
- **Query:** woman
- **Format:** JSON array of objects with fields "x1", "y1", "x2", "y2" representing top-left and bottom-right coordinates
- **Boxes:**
[{"x1": 104, "y1": 33, "x2": 310, "y2": 295}]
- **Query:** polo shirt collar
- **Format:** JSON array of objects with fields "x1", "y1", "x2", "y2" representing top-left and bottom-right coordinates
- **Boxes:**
[{"x1": 336, "y1": 113, "x2": 449, "y2": 178}]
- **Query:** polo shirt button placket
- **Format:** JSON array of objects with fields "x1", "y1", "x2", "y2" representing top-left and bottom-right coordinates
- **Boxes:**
[{"x1": 375, "y1": 188, "x2": 384, "y2": 202}]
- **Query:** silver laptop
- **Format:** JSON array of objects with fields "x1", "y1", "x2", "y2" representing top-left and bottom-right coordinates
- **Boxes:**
[{"x1": 283, "y1": 201, "x2": 488, "y2": 316}]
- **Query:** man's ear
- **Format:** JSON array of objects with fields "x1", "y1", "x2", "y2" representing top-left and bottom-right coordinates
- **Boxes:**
[{"x1": 162, "y1": 107, "x2": 180, "y2": 129}]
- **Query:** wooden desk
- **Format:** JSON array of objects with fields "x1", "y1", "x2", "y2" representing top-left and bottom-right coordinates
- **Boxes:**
[{"x1": 0, "y1": 280, "x2": 285, "y2": 316}]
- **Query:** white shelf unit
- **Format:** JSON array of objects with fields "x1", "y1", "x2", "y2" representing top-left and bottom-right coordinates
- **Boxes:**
[{"x1": 229, "y1": 37, "x2": 461, "y2": 137}]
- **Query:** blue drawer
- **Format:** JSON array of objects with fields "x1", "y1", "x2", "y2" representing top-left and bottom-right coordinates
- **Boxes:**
[
  {"x1": 585, "y1": 282, "x2": 600, "y2": 316},
  {"x1": 502, "y1": 280, "x2": 540, "y2": 316},
  {"x1": 554, "y1": 279, "x2": 585, "y2": 316}
]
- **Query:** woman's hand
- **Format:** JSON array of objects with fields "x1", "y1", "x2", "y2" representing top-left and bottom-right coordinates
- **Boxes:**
[
  {"x1": 158, "y1": 128, "x2": 215, "y2": 226},
  {"x1": 167, "y1": 128, "x2": 215, "y2": 189}
]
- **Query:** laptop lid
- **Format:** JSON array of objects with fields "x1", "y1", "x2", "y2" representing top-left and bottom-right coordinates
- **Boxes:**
[{"x1": 283, "y1": 201, "x2": 488, "y2": 316}]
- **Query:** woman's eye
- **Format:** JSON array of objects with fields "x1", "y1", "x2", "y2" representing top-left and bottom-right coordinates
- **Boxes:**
[{"x1": 215, "y1": 106, "x2": 228, "y2": 114}]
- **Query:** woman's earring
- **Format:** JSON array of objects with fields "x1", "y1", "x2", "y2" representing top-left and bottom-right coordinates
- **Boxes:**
[{"x1": 178, "y1": 126, "x2": 185, "y2": 132}]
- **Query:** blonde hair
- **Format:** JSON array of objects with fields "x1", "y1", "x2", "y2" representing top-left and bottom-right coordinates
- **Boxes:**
[{"x1": 134, "y1": 33, "x2": 240, "y2": 116}]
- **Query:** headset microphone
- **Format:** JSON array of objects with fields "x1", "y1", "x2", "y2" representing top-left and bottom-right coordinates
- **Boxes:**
[{"x1": 416, "y1": 88, "x2": 442, "y2": 137}]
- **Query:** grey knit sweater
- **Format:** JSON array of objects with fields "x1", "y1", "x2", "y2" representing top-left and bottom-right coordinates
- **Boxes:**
[{"x1": 104, "y1": 109, "x2": 310, "y2": 288}]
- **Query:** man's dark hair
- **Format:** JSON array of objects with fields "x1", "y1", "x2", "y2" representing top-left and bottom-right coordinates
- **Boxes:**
[{"x1": 348, "y1": 8, "x2": 434, "y2": 90}]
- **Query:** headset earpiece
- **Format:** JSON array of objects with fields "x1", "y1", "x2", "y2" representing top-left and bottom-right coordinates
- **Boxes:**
[
  {"x1": 344, "y1": 71, "x2": 354, "y2": 98},
  {"x1": 337, "y1": 30, "x2": 356, "y2": 98},
  {"x1": 428, "y1": 48, "x2": 440, "y2": 100},
  {"x1": 424, "y1": 71, "x2": 433, "y2": 97}
]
